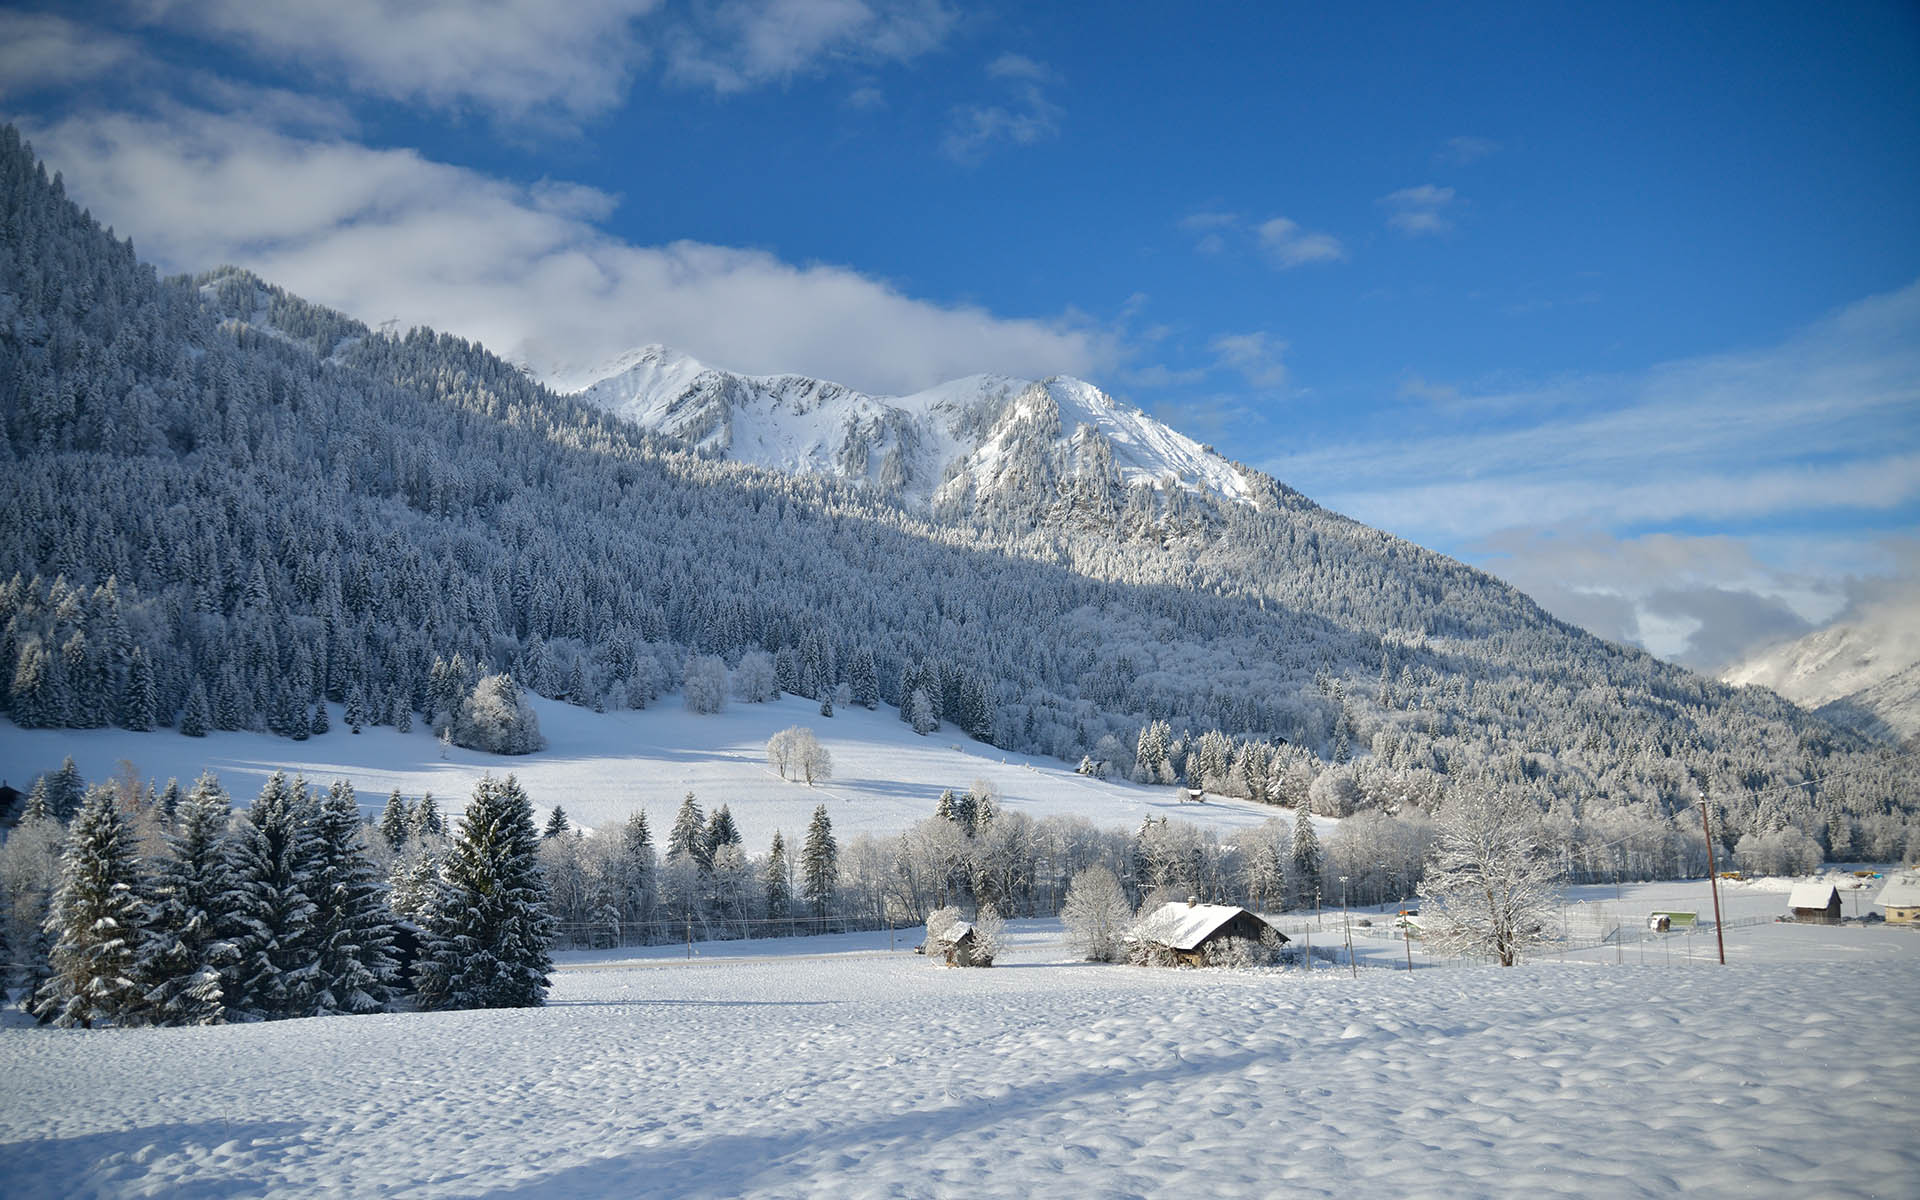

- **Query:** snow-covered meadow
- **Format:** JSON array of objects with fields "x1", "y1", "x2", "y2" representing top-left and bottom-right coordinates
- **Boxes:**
[
  {"x1": 3, "y1": 917, "x2": 1914, "y2": 1198},
  {"x1": 0, "y1": 696, "x2": 1297, "y2": 849}
]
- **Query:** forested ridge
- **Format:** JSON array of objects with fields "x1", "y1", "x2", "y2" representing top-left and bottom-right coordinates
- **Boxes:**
[{"x1": 1, "y1": 125, "x2": 1912, "y2": 865}]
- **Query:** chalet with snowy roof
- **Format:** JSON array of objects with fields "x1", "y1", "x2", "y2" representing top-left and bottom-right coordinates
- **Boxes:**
[
  {"x1": 1873, "y1": 874, "x2": 1920, "y2": 926},
  {"x1": 1787, "y1": 882, "x2": 1842, "y2": 925},
  {"x1": 1132, "y1": 898, "x2": 1289, "y2": 967}
]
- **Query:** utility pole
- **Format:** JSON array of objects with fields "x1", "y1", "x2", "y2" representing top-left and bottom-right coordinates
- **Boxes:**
[{"x1": 1699, "y1": 792, "x2": 1727, "y2": 965}]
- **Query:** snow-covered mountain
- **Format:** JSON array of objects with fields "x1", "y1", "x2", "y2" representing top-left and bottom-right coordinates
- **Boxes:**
[
  {"x1": 1722, "y1": 610, "x2": 1920, "y2": 742},
  {"x1": 568, "y1": 346, "x2": 1259, "y2": 512}
]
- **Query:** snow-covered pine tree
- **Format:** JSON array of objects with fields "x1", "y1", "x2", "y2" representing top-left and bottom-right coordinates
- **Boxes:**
[
  {"x1": 122, "y1": 645, "x2": 157, "y2": 731},
  {"x1": 802, "y1": 804, "x2": 837, "y2": 920},
  {"x1": 137, "y1": 773, "x2": 235, "y2": 1026},
  {"x1": 1289, "y1": 809, "x2": 1324, "y2": 911},
  {"x1": 309, "y1": 780, "x2": 399, "y2": 1015},
  {"x1": 413, "y1": 774, "x2": 555, "y2": 1010},
  {"x1": 377, "y1": 790, "x2": 411, "y2": 852},
  {"x1": 1416, "y1": 788, "x2": 1563, "y2": 967},
  {"x1": 32, "y1": 786, "x2": 147, "y2": 1027},
  {"x1": 667, "y1": 792, "x2": 709, "y2": 869},
  {"x1": 544, "y1": 806, "x2": 570, "y2": 840},
  {"x1": 704, "y1": 804, "x2": 741, "y2": 860},
  {"x1": 47, "y1": 757, "x2": 85, "y2": 822},
  {"x1": 178, "y1": 677, "x2": 211, "y2": 738},
  {"x1": 225, "y1": 772, "x2": 322, "y2": 1020},
  {"x1": 616, "y1": 811, "x2": 655, "y2": 929},
  {"x1": 410, "y1": 793, "x2": 443, "y2": 841},
  {"x1": 849, "y1": 647, "x2": 879, "y2": 709},
  {"x1": 764, "y1": 831, "x2": 790, "y2": 926}
]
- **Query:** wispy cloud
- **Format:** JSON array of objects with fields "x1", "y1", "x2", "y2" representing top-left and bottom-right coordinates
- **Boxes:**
[
  {"x1": 1436, "y1": 135, "x2": 1500, "y2": 166},
  {"x1": 0, "y1": 11, "x2": 142, "y2": 97},
  {"x1": 1380, "y1": 184, "x2": 1456, "y2": 236},
  {"x1": 1266, "y1": 281, "x2": 1920, "y2": 665},
  {"x1": 1179, "y1": 210, "x2": 1344, "y2": 268},
  {"x1": 27, "y1": 104, "x2": 1117, "y2": 396},
  {"x1": 1209, "y1": 331, "x2": 1289, "y2": 389},
  {"x1": 665, "y1": 0, "x2": 956, "y2": 94},
  {"x1": 943, "y1": 52, "x2": 1062, "y2": 164}
]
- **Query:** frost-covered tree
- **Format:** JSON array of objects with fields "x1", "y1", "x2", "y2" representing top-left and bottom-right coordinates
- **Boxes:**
[
  {"x1": 683, "y1": 655, "x2": 729, "y2": 714},
  {"x1": 410, "y1": 793, "x2": 445, "y2": 841},
  {"x1": 614, "y1": 811, "x2": 655, "y2": 928},
  {"x1": 969, "y1": 904, "x2": 1005, "y2": 966},
  {"x1": 1061, "y1": 864, "x2": 1131, "y2": 962},
  {"x1": 414, "y1": 775, "x2": 555, "y2": 1010},
  {"x1": 179, "y1": 678, "x2": 211, "y2": 737},
  {"x1": 1289, "y1": 810, "x2": 1324, "y2": 911},
  {"x1": 33, "y1": 787, "x2": 147, "y2": 1027},
  {"x1": 138, "y1": 774, "x2": 236, "y2": 1025},
  {"x1": 802, "y1": 804, "x2": 837, "y2": 919},
  {"x1": 732, "y1": 650, "x2": 777, "y2": 702},
  {"x1": 1416, "y1": 788, "x2": 1563, "y2": 967},
  {"x1": 667, "y1": 792, "x2": 710, "y2": 869},
  {"x1": 225, "y1": 773, "x2": 322, "y2": 1020},
  {"x1": 764, "y1": 831, "x2": 791, "y2": 924},
  {"x1": 377, "y1": 790, "x2": 411, "y2": 852},
  {"x1": 544, "y1": 806, "x2": 571, "y2": 840},
  {"x1": 309, "y1": 780, "x2": 399, "y2": 1015},
  {"x1": 452, "y1": 673, "x2": 545, "y2": 755}
]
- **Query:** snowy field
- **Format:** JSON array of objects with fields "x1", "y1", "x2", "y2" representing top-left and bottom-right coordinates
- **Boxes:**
[
  {"x1": 2, "y1": 919, "x2": 1915, "y2": 1199},
  {"x1": 0, "y1": 696, "x2": 1298, "y2": 848}
]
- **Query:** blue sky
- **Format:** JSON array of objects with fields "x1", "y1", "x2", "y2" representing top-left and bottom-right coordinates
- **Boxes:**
[{"x1": 3, "y1": 1, "x2": 1917, "y2": 668}]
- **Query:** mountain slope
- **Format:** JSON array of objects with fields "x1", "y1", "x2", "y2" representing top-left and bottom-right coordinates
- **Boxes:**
[
  {"x1": 2, "y1": 124, "x2": 1911, "y2": 859},
  {"x1": 570, "y1": 345, "x2": 1258, "y2": 514},
  {"x1": 1724, "y1": 614, "x2": 1920, "y2": 741}
]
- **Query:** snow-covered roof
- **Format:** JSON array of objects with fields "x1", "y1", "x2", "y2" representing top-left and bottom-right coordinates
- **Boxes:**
[
  {"x1": 943, "y1": 922, "x2": 974, "y2": 943},
  {"x1": 1138, "y1": 902, "x2": 1276, "y2": 951},
  {"x1": 1787, "y1": 882, "x2": 1839, "y2": 909},
  {"x1": 1873, "y1": 875, "x2": 1920, "y2": 909}
]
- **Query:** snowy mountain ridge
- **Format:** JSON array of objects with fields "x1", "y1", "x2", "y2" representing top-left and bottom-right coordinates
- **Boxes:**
[
  {"x1": 567, "y1": 345, "x2": 1260, "y2": 513},
  {"x1": 1722, "y1": 609, "x2": 1920, "y2": 742}
]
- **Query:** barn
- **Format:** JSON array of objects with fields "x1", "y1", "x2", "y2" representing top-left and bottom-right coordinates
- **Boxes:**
[
  {"x1": 1873, "y1": 874, "x2": 1920, "y2": 926},
  {"x1": 1132, "y1": 899, "x2": 1289, "y2": 967},
  {"x1": 1787, "y1": 882, "x2": 1842, "y2": 925}
]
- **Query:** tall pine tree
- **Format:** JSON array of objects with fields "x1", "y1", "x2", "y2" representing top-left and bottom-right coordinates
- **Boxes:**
[
  {"x1": 414, "y1": 775, "x2": 555, "y2": 1010},
  {"x1": 802, "y1": 805, "x2": 837, "y2": 921},
  {"x1": 138, "y1": 773, "x2": 236, "y2": 1026},
  {"x1": 225, "y1": 772, "x2": 322, "y2": 1020},
  {"x1": 309, "y1": 780, "x2": 399, "y2": 1015},
  {"x1": 33, "y1": 787, "x2": 147, "y2": 1027}
]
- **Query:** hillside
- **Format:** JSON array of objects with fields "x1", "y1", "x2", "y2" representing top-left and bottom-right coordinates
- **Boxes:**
[
  {"x1": 0, "y1": 693, "x2": 1302, "y2": 849},
  {"x1": 0, "y1": 124, "x2": 1913, "y2": 865}
]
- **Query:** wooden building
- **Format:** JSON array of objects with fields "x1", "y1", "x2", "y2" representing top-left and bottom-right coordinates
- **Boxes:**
[
  {"x1": 1133, "y1": 899, "x2": 1289, "y2": 967},
  {"x1": 1873, "y1": 874, "x2": 1920, "y2": 926},
  {"x1": 939, "y1": 922, "x2": 978, "y2": 967},
  {"x1": 1787, "y1": 882, "x2": 1842, "y2": 925}
]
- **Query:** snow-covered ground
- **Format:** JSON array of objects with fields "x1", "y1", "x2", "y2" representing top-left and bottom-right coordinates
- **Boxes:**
[
  {"x1": 0, "y1": 696, "x2": 1298, "y2": 849},
  {"x1": 2, "y1": 917, "x2": 1913, "y2": 1198}
]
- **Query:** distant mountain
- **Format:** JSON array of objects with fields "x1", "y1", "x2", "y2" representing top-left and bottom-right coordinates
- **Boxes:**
[
  {"x1": 1723, "y1": 613, "x2": 1920, "y2": 742},
  {"x1": 569, "y1": 346, "x2": 1258, "y2": 515}
]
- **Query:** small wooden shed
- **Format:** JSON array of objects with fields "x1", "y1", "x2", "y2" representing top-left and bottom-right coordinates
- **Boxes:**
[
  {"x1": 1873, "y1": 874, "x2": 1920, "y2": 925},
  {"x1": 1134, "y1": 899, "x2": 1289, "y2": 967},
  {"x1": 940, "y1": 922, "x2": 978, "y2": 967},
  {"x1": 1787, "y1": 882, "x2": 1842, "y2": 924}
]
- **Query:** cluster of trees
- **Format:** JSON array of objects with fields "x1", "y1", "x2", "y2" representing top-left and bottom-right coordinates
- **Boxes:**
[
  {"x1": 2, "y1": 766, "x2": 554, "y2": 1027},
  {"x1": 0, "y1": 127, "x2": 1913, "y2": 877},
  {"x1": 765, "y1": 726, "x2": 831, "y2": 785}
]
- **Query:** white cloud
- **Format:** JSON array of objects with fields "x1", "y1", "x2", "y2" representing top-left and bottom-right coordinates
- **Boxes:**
[
  {"x1": 1255, "y1": 217, "x2": 1346, "y2": 268},
  {"x1": 943, "y1": 53, "x2": 1061, "y2": 164},
  {"x1": 1209, "y1": 331, "x2": 1289, "y2": 389},
  {"x1": 1436, "y1": 135, "x2": 1500, "y2": 166},
  {"x1": 130, "y1": 0, "x2": 663, "y2": 123},
  {"x1": 1179, "y1": 211, "x2": 1344, "y2": 268},
  {"x1": 1380, "y1": 184, "x2": 1456, "y2": 236},
  {"x1": 0, "y1": 12, "x2": 141, "y2": 97},
  {"x1": 665, "y1": 0, "x2": 956, "y2": 94},
  {"x1": 28, "y1": 106, "x2": 1115, "y2": 396}
]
